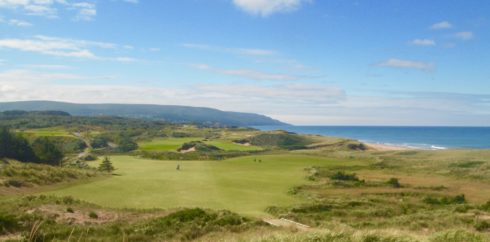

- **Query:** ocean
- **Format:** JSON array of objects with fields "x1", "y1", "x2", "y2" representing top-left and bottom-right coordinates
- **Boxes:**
[{"x1": 253, "y1": 126, "x2": 490, "y2": 149}]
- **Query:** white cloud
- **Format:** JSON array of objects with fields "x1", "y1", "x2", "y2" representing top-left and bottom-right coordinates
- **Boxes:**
[
  {"x1": 0, "y1": 17, "x2": 32, "y2": 26},
  {"x1": 232, "y1": 0, "x2": 311, "y2": 16},
  {"x1": 0, "y1": 0, "x2": 96, "y2": 20},
  {"x1": 182, "y1": 43, "x2": 276, "y2": 56},
  {"x1": 0, "y1": 0, "x2": 66, "y2": 18},
  {"x1": 191, "y1": 64, "x2": 300, "y2": 81},
  {"x1": 378, "y1": 58, "x2": 434, "y2": 72},
  {"x1": 71, "y1": 2, "x2": 96, "y2": 21},
  {"x1": 410, "y1": 39, "x2": 436, "y2": 46},
  {"x1": 0, "y1": 68, "x2": 488, "y2": 126},
  {"x1": 122, "y1": 0, "x2": 138, "y2": 3},
  {"x1": 0, "y1": 16, "x2": 32, "y2": 26},
  {"x1": 0, "y1": 35, "x2": 136, "y2": 62},
  {"x1": 430, "y1": 21, "x2": 452, "y2": 30},
  {"x1": 454, "y1": 31, "x2": 474, "y2": 40}
]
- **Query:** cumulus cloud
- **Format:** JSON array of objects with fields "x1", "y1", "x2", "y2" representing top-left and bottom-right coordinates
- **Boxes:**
[
  {"x1": 430, "y1": 21, "x2": 452, "y2": 30},
  {"x1": 191, "y1": 64, "x2": 300, "y2": 81},
  {"x1": 0, "y1": 0, "x2": 96, "y2": 20},
  {"x1": 454, "y1": 31, "x2": 474, "y2": 40},
  {"x1": 232, "y1": 0, "x2": 312, "y2": 16},
  {"x1": 410, "y1": 39, "x2": 436, "y2": 46},
  {"x1": 0, "y1": 35, "x2": 136, "y2": 62},
  {"x1": 378, "y1": 58, "x2": 434, "y2": 72}
]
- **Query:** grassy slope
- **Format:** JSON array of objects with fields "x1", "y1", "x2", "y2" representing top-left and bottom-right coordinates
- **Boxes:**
[
  {"x1": 138, "y1": 137, "x2": 263, "y2": 152},
  {"x1": 47, "y1": 154, "x2": 360, "y2": 216}
]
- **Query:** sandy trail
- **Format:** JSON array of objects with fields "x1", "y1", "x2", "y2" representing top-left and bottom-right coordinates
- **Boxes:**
[{"x1": 263, "y1": 218, "x2": 311, "y2": 231}]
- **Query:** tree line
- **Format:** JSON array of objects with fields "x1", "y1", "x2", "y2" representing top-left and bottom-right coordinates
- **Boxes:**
[{"x1": 0, "y1": 127, "x2": 63, "y2": 166}]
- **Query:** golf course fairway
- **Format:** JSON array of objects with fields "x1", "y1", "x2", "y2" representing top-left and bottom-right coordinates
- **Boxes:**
[{"x1": 47, "y1": 154, "x2": 355, "y2": 216}]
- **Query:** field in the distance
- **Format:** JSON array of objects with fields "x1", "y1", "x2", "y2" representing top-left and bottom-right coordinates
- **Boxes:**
[
  {"x1": 46, "y1": 154, "x2": 357, "y2": 216},
  {"x1": 17, "y1": 127, "x2": 73, "y2": 137}
]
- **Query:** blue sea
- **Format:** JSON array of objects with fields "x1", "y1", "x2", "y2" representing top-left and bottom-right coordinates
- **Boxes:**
[{"x1": 254, "y1": 126, "x2": 490, "y2": 149}]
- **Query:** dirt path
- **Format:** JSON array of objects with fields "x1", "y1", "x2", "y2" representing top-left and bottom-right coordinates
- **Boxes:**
[
  {"x1": 263, "y1": 218, "x2": 311, "y2": 231},
  {"x1": 73, "y1": 132, "x2": 92, "y2": 159}
]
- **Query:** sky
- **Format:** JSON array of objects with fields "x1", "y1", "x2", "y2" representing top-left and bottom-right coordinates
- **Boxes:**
[{"x1": 0, "y1": 0, "x2": 489, "y2": 126}]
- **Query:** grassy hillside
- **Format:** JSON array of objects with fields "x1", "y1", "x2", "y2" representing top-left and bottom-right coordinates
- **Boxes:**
[
  {"x1": 0, "y1": 159, "x2": 98, "y2": 194},
  {"x1": 0, "y1": 101, "x2": 286, "y2": 126}
]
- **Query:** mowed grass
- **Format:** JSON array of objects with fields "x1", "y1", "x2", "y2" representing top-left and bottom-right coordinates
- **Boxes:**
[
  {"x1": 138, "y1": 137, "x2": 200, "y2": 151},
  {"x1": 138, "y1": 137, "x2": 263, "y2": 152},
  {"x1": 46, "y1": 154, "x2": 357, "y2": 216}
]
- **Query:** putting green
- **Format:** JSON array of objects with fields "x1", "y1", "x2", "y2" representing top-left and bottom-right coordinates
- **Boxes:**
[{"x1": 47, "y1": 155, "x2": 355, "y2": 216}]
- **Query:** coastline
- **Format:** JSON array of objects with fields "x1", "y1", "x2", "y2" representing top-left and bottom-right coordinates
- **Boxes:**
[
  {"x1": 253, "y1": 125, "x2": 487, "y2": 150},
  {"x1": 366, "y1": 143, "x2": 412, "y2": 151}
]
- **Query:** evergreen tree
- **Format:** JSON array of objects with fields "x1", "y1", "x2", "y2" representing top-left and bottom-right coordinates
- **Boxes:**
[
  {"x1": 117, "y1": 135, "x2": 138, "y2": 152},
  {"x1": 99, "y1": 157, "x2": 115, "y2": 173},
  {"x1": 0, "y1": 127, "x2": 37, "y2": 162},
  {"x1": 32, "y1": 137, "x2": 64, "y2": 166}
]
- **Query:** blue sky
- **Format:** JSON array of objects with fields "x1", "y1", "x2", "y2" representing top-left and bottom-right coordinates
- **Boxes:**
[{"x1": 0, "y1": 0, "x2": 489, "y2": 125}]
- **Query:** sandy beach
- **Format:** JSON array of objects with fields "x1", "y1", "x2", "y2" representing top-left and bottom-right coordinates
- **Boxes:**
[{"x1": 367, "y1": 143, "x2": 412, "y2": 151}]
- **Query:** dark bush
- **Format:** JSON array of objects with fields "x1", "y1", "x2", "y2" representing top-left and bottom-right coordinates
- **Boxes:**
[
  {"x1": 387, "y1": 178, "x2": 401, "y2": 188},
  {"x1": 330, "y1": 171, "x2": 360, "y2": 181},
  {"x1": 347, "y1": 143, "x2": 367, "y2": 151},
  {"x1": 0, "y1": 214, "x2": 19, "y2": 235},
  {"x1": 89, "y1": 211, "x2": 98, "y2": 219},
  {"x1": 423, "y1": 194, "x2": 466, "y2": 205},
  {"x1": 475, "y1": 220, "x2": 490, "y2": 231},
  {"x1": 292, "y1": 204, "x2": 332, "y2": 213},
  {"x1": 4, "y1": 179, "x2": 24, "y2": 188},
  {"x1": 480, "y1": 200, "x2": 490, "y2": 211}
]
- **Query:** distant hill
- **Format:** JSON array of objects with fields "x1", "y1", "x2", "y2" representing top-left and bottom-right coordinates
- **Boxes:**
[{"x1": 0, "y1": 101, "x2": 286, "y2": 127}]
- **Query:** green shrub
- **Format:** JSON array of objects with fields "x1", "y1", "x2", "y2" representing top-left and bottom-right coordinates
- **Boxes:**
[
  {"x1": 66, "y1": 207, "x2": 74, "y2": 213},
  {"x1": 4, "y1": 179, "x2": 24, "y2": 188},
  {"x1": 62, "y1": 196, "x2": 75, "y2": 205},
  {"x1": 475, "y1": 220, "x2": 490, "y2": 231},
  {"x1": 89, "y1": 211, "x2": 98, "y2": 219},
  {"x1": 347, "y1": 143, "x2": 367, "y2": 151},
  {"x1": 387, "y1": 178, "x2": 401, "y2": 188},
  {"x1": 480, "y1": 200, "x2": 490, "y2": 211},
  {"x1": 330, "y1": 171, "x2": 360, "y2": 181},
  {"x1": 0, "y1": 214, "x2": 19, "y2": 235},
  {"x1": 423, "y1": 194, "x2": 466, "y2": 205},
  {"x1": 291, "y1": 204, "x2": 332, "y2": 213}
]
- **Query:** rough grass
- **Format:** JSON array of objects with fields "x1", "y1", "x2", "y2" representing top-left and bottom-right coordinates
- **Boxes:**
[
  {"x1": 0, "y1": 195, "x2": 262, "y2": 241},
  {"x1": 0, "y1": 160, "x2": 98, "y2": 192}
]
